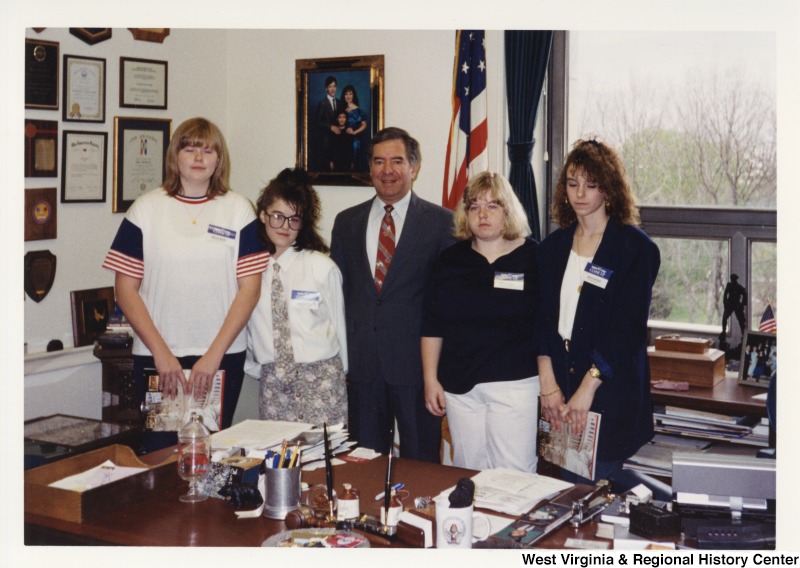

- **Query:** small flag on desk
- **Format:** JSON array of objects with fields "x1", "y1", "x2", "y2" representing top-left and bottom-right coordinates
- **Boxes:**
[
  {"x1": 442, "y1": 30, "x2": 488, "y2": 211},
  {"x1": 758, "y1": 304, "x2": 777, "y2": 333}
]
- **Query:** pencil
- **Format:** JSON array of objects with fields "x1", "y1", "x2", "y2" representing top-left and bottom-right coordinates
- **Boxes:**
[
  {"x1": 277, "y1": 439, "x2": 288, "y2": 468},
  {"x1": 288, "y1": 441, "x2": 301, "y2": 468}
]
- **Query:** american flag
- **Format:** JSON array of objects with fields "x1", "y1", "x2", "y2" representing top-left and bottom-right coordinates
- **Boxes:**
[
  {"x1": 758, "y1": 304, "x2": 777, "y2": 333},
  {"x1": 442, "y1": 30, "x2": 488, "y2": 210}
]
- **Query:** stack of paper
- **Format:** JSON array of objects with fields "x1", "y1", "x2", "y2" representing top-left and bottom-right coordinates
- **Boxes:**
[
  {"x1": 209, "y1": 420, "x2": 355, "y2": 470},
  {"x1": 209, "y1": 419, "x2": 313, "y2": 452},
  {"x1": 437, "y1": 468, "x2": 572, "y2": 516}
]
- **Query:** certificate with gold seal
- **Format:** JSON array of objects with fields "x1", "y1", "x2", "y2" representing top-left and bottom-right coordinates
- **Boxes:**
[{"x1": 63, "y1": 55, "x2": 106, "y2": 123}]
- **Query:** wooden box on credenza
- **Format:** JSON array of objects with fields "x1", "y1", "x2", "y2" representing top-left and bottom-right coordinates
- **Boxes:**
[{"x1": 647, "y1": 345, "x2": 726, "y2": 388}]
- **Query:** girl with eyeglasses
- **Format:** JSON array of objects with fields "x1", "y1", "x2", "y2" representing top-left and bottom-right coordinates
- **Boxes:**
[{"x1": 246, "y1": 168, "x2": 348, "y2": 426}]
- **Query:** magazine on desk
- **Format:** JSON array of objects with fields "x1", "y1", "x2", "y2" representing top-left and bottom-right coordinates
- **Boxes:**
[
  {"x1": 143, "y1": 368, "x2": 224, "y2": 432},
  {"x1": 538, "y1": 411, "x2": 601, "y2": 481}
]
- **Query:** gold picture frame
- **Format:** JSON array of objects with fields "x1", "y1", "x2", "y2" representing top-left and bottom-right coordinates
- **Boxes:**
[{"x1": 296, "y1": 54, "x2": 384, "y2": 186}]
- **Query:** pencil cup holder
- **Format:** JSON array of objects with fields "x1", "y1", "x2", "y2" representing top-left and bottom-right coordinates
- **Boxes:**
[{"x1": 263, "y1": 466, "x2": 301, "y2": 520}]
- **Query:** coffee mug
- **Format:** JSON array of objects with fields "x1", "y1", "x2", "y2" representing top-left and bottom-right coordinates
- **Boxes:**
[{"x1": 435, "y1": 499, "x2": 492, "y2": 549}]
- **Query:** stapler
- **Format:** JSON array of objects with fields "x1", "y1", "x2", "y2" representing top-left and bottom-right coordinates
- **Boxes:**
[{"x1": 569, "y1": 479, "x2": 612, "y2": 528}]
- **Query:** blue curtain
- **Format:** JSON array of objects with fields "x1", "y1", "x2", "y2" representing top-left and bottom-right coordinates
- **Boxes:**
[{"x1": 505, "y1": 31, "x2": 553, "y2": 241}]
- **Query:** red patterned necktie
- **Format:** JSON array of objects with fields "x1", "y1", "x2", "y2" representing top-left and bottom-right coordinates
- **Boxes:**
[{"x1": 374, "y1": 204, "x2": 395, "y2": 292}]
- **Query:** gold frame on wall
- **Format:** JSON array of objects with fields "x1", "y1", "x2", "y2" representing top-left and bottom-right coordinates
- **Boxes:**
[{"x1": 295, "y1": 54, "x2": 384, "y2": 186}]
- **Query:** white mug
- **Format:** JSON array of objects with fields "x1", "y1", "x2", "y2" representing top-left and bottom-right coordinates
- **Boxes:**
[{"x1": 435, "y1": 499, "x2": 492, "y2": 549}]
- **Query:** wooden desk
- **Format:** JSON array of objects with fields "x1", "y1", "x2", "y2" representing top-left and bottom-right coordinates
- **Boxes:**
[
  {"x1": 25, "y1": 449, "x2": 599, "y2": 548},
  {"x1": 651, "y1": 375, "x2": 767, "y2": 418}
]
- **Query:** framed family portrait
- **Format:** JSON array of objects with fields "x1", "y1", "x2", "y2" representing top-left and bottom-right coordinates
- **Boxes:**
[
  {"x1": 70, "y1": 286, "x2": 115, "y2": 347},
  {"x1": 738, "y1": 330, "x2": 777, "y2": 389},
  {"x1": 296, "y1": 54, "x2": 384, "y2": 186},
  {"x1": 120, "y1": 57, "x2": 168, "y2": 109},
  {"x1": 61, "y1": 130, "x2": 108, "y2": 202},
  {"x1": 113, "y1": 117, "x2": 172, "y2": 213},
  {"x1": 63, "y1": 54, "x2": 106, "y2": 123}
]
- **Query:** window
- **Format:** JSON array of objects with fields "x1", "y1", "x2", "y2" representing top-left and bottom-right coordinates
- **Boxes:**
[{"x1": 545, "y1": 31, "x2": 777, "y2": 338}]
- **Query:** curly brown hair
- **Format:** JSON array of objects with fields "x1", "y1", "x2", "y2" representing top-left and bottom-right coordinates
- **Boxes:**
[
  {"x1": 552, "y1": 138, "x2": 640, "y2": 228},
  {"x1": 255, "y1": 167, "x2": 329, "y2": 255}
]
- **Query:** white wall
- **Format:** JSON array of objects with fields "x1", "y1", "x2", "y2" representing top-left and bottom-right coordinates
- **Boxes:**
[{"x1": 23, "y1": 28, "x2": 509, "y2": 420}]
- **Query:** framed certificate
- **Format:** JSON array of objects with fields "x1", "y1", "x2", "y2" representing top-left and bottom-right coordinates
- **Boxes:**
[
  {"x1": 120, "y1": 57, "x2": 168, "y2": 109},
  {"x1": 61, "y1": 130, "x2": 108, "y2": 203},
  {"x1": 63, "y1": 54, "x2": 106, "y2": 123},
  {"x1": 24, "y1": 119, "x2": 58, "y2": 178},
  {"x1": 113, "y1": 117, "x2": 172, "y2": 213},
  {"x1": 25, "y1": 38, "x2": 59, "y2": 110}
]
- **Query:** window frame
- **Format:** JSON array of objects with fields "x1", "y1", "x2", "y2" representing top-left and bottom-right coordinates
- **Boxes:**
[{"x1": 544, "y1": 31, "x2": 777, "y2": 342}]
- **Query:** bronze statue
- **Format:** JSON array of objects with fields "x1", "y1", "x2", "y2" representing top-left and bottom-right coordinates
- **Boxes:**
[{"x1": 721, "y1": 273, "x2": 747, "y2": 336}]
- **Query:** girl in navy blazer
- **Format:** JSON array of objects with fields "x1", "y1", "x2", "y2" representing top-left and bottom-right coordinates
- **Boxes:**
[{"x1": 537, "y1": 139, "x2": 660, "y2": 483}]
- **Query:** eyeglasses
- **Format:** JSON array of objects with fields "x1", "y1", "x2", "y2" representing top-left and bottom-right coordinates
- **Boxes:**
[{"x1": 267, "y1": 212, "x2": 303, "y2": 230}]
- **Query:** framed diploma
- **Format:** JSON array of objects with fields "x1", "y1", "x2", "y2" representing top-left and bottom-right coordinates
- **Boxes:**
[
  {"x1": 24, "y1": 119, "x2": 58, "y2": 178},
  {"x1": 25, "y1": 38, "x2": 59, "y2": 110},
  {"x1": 70, "y1": 286, "x2": 115, "y2": 347},
  {"x1": 24, "y1": 187, "x2": 57, "y2": 241},
  {"x1": 120, "y1": 57, "x2": 168, "y2": 109},
  {"x1": 61, "y1": 130, "x2": 108, "y2": 203},
  {"x1": 63, "y1": 54, "x2": 106, "y2": 123},
  {"x1": 113, "y1": 117, "x2": 172, "y2": 213}
]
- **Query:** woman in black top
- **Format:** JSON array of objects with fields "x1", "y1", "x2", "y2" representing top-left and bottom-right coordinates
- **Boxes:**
[{"x1": 421, "y1": 172, "x2": 540, "y2": 472}]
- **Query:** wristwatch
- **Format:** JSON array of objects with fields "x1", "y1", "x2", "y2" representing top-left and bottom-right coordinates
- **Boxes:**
[{"x1": 588, "y1": 364, "x2": 602, "y2": 380}]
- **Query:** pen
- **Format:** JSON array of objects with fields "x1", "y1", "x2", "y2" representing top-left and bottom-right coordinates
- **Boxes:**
[
  {"x1": 383, "y1": 422, "x2": 395, "y2": 515},
  {"x1": 374, "y1": 482, "x2": 404, "y2": 501},
  {"x1": 323, "y1": 423, "x2": 334, "y2": 520}
]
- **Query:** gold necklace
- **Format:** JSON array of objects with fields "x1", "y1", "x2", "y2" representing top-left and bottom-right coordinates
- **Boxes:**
[
  {"x1": 574, "y1": 232, "x2": 603, "y2": 293},
  {"x1": 178, "y1": 195, "x2": 209, "y2": 224}
]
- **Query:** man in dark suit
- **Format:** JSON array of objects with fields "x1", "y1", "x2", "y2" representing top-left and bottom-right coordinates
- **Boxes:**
[
  {"x1": 312, "y1": 75, "x2": 346, "y2": 171},
  {"x1": 331, "y1": 127, "x2": 455, "y2": 462}
]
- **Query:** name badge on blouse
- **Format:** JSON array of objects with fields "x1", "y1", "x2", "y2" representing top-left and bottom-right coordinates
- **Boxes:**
[
  {"x1": 206, "y1": 224, "x2": 237, "y2": 246},
  {"x1": 583, "y1": 263, "x2": 613, "y2": 289},
  {"x1": 291, "y1": 290, "x2": 321, "y2": 309},
  {"x1": 494, "y1": 271, "x2": 524, "y2": 290}
]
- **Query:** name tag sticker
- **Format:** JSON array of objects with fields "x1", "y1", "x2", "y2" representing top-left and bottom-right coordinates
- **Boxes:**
[
  {"x1": 583, "y1": 263, "x2": 613, "y2": 289},
  {"x1": 206, "y1": 224, "x2": 237, "y2": 246},
  {"x1": 494, "y1": 271, "x2": 524, "y2": 290},
  {"x1": 291, "y1": 290, "x2": 321, "y2": 309}
]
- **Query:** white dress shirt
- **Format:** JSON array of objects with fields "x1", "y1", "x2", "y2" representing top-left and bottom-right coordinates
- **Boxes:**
[{"x1": 246, "y1": 247, "x2": 347, "y2": 375}]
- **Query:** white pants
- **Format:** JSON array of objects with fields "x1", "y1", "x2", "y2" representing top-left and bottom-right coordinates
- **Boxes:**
[{"x1": 444, "y1": 376, "x2": 539, "y2": 473}]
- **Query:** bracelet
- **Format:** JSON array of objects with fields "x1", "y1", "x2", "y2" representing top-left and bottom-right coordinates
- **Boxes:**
[{"x1": 539, "y1": 387, "x2": 561, "y2": 398}]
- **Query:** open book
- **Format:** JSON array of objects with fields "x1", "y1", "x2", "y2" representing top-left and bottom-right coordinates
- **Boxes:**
[
  {"x1": 538, "y1": 411, "x2": 601, "y2": 480},
  {"x1": 143, "y1": 369, "x2": 224, "y2": 432}
]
